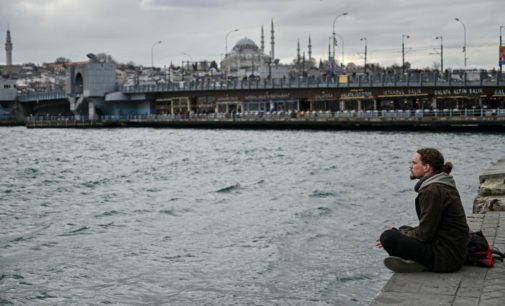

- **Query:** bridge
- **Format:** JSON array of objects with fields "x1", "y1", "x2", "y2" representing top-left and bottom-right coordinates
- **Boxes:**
[{"x1": 6, "y1": 61, "x2": 505, "y2": 129}]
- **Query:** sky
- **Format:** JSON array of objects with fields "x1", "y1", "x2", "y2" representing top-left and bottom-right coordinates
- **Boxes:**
[{"x1": 1, "y1": 0, "x2": 504, "y2": 70}]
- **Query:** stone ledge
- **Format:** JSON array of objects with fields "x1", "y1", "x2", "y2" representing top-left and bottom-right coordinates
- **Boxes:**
[
  {"x1": 474, "y1": 156, "x2": 505, "y2": 213},
  {"x1": 479, "y1": 157, "x2": 505, "y2": 182}
]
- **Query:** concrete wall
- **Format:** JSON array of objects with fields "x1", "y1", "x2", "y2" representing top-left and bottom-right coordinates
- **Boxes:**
[
  {"x1": 0, "y1": 79, "x2": 17, "y2": 101},
  {"x1": 66, "y1": 62, "x2": 117, "y2": 98}
]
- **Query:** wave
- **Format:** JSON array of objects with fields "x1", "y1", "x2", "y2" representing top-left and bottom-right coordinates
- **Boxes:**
[
  {"x1": 159, "y1": 209, "x2": 177, "y2": 216},
  {"x1": 216, "y1": 183, "x2": 241, "y2": 193},
  {"x1": 59, "y1": 226, "x2": 90, "y2": 236},
  {"x1": 95, "y1": 210, "x2": 124, "y2": 218},
  {"x1": 296, "y1": 206, "x2": 333, "y2": 219},
  {"x1": 310, "y1": 190, "x2": 337, "y2": 198},
  {"x1": 82, "y1": 178, "x2": 112, "y2": 188}
]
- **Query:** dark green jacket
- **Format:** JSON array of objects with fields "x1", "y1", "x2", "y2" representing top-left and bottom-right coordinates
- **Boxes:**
[{"x1": 404, "y1": 173, "x2": 469, "y2": 272}]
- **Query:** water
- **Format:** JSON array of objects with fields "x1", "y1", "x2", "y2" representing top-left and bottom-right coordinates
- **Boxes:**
[{"x1": 1, "y1": 127, "x2": 504, "y2": 305}]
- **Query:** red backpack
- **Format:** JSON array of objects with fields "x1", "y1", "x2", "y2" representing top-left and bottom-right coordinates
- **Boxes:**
[{"x1": 466, "y1": 230, "x2": 505, "y2": 267}]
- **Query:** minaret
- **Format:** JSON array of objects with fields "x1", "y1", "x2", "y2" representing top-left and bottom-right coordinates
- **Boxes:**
[
  {"x1": 302, "y1": 51, "x2": 306, "y2": 72},
  {"x1": 270, "y1": 19, "x2": 275, "y2": 60},
  {"x1": 308, "y1": 35, "x2": 312, "y2": 62},
  {"x1": 297, "y1": 39, "x2": 301, "y2": 64},
  {"x1": 5, "y1": 28, "x2": 13, "y2": 66},
  {"x1": 328, "y1": 37, "x2": 331, "y2": 62},
  {"x1": 260, "y1": 25, "x2": 265, "y2": 53}
]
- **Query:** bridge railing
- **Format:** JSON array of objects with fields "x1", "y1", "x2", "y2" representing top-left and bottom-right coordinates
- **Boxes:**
[
  {"x1": 119, "y1": 72, "x2": 504, "y2": 93},
  {"x1": 26, "y1": 108, "x2": 505, "y2": 123}
]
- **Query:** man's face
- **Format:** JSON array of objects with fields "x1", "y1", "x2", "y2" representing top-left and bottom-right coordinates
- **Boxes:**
[{"x1": 410, "y1": 152, "x2": 431, "y2": 180}]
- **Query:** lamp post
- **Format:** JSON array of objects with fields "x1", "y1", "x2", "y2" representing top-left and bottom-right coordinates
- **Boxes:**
[
  {"x1": 500, "y1": 26, "x2": 504, "y2": 77},
  {"x1": 436, "y1": 36, "x2": 444, "y2": 72},
  {"x1": 455, "y1": 18, "x2": 467, "y2": 67},
  {"x1": 225, "y1": 28, "x2": 239, "y2": 55},
  {"x1": 328, "y1": 36, "x2": 332, "y2": 62},
  {"x1": 182, "y1": 53, "x2": 193, "y2": 81},
  {"x1": 151, "y1": 40, "x2": 162, "y2": 68},
  {"x1": 335, "y1": 33, "x2": 345, "y2": 65},
  {"x1": 332, "y1": 12, "x2": 348, "y2": 63},
  {"x1": 360, "y1": 37, "x2": 367, "y2": 73},
  {"x1": 402, "y1": 34, "x2": 410, "y2": 73}
]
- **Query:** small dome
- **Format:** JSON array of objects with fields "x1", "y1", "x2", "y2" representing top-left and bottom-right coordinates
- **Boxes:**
[{"x1": 233, "y1": 37, "x2": 259, "y2": 52}]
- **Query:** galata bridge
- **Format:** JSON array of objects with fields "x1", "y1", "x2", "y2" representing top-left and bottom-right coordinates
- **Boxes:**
[{"x1": 8, "y1": 60, "x2": 505, "y2": 131}]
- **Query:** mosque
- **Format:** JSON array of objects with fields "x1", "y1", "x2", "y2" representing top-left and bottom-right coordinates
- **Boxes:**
[
  {"x1": 220, "y1": 20, "x2": 276, "y2": 79},
  {"x1": 219, "y1": 20, "x2": 314, "y2": 79}
]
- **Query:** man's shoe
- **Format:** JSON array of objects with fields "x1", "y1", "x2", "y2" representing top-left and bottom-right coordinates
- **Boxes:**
[{"x1": 384, "y1": 256, "x2": 425, "y2": 273}]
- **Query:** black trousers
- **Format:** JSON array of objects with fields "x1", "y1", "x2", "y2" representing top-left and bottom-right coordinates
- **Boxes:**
[{"x1": 380, "y1": 228, "x2": 435, "y2": 270}]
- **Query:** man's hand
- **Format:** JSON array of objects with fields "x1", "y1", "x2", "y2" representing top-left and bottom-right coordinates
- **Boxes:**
[{"x1": 375, "y1": 239, "x2": 383, "y2": 248}]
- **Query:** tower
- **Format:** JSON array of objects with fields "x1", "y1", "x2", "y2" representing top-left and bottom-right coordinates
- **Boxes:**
[
  {"x1": 5, "y1": 28, "x2": 12, "y2": 66},
  {"x1": 261, "y1": 25, "x2": 265, "y2": 53},
  {"x1": 270, "y1": 19, "x2": 275, "y2": 60}
]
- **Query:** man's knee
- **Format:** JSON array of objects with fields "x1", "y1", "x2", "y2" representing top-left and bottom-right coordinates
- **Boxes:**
[{"x1": 380, "y1": 229, "x2": 399, "y2": 249}]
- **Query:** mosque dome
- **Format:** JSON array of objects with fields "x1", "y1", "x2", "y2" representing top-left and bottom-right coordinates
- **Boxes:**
[{"x1": 233, "y1": 37, "x2": 259, "y2": 52}]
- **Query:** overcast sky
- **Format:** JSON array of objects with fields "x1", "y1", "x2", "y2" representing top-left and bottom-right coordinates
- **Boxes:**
[{"x1": 1, "y1": 0, "x2": 504, "y2": 69}]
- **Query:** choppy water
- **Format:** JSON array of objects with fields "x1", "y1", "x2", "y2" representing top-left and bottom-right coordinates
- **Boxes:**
[{"x1": 1, "y1": 127, "x2": 504, "y2": 305}]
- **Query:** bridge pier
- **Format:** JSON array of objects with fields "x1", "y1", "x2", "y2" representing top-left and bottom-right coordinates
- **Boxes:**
[
  {"x1": 431, "y1": 97, "x2": 438, "y2": 110},
  {"x1": 88, "y1": 98, "x2": 96, "y2": 120}
]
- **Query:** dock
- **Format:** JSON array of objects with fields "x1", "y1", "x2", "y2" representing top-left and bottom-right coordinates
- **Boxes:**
[{"x1": 372, "y1": 158, "x2": 505, "y2": 306}]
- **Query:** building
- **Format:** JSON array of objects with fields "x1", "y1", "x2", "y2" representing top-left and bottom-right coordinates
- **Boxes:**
[
  {"x1": 220, "y1": 21, "x2": 276, "y2": 79},
  {"x1": 0, "y1": 77, "x2": 17, "y2": 119},
  {"x1": 220, "y1": 37, "x2": 272, "y2": 79}
]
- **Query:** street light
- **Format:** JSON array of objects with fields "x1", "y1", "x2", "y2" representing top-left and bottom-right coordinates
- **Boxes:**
[
  {"x1": 402, "y1": 34, "x2": 410, "y2": 73},
  {"x1": 332, "y1": 12, "x2": 348, "y2": 63},
  {"x1": 328, "y1": 36, "x2": 332, "y2": 61},
  {"x1": 499, "y1": 26, "x2": 505, "y2": 77},
  {"x1": 455, "y1": 18, "x2": 467, "y2": 67},
  {"x1": 436, "y1": 36, "x2": 444, "y2": 72},
  {"x1": 151, "y1": 40, "x2": 162, "y2": 68},
  {"x1": 182, "y1": 52, "x2": 193, "y2": 70},
  {"x1": 335, "y1": 33, "x2": 345, "y2": 65},
  {"x1": 360, "y1": 37, "x2": 367, "y2": 73},
  {"x1": 225, "y1": 28, "x2": 239, "y2": 55}
]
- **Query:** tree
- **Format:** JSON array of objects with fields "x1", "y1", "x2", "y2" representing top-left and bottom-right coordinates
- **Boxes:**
[
  {"x1": 125, "y1": 61, "x2": 136, "y2": 70},
  {"x1": 96, "y1": 53, "x2": 116, "y2": 64},
  {"x1": 210, "y1": 60, "x2": 219, "y2": 72},
  {"x1": 55, "y1": 57, "x2": 70, "y2": 64}
]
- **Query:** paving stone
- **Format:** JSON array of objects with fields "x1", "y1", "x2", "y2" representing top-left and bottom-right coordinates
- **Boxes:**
[
  {"x1": 371, "y1": 292, "x2": 455, "y2": 306},
  {"x1": 452, "y1": 296, "x2": 480, "y2": 306}
]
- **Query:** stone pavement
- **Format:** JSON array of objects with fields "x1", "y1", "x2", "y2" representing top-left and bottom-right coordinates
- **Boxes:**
[{"x1": 371, "y1": 211, "x2": 505, "y2": 306}]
